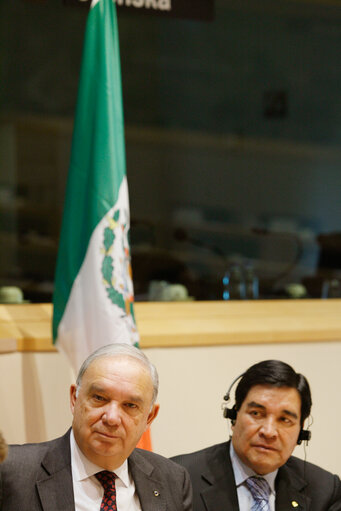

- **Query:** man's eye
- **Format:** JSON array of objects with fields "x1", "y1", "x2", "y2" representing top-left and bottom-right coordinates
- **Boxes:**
[
  {"x1": 93, "y1": 394, "x2": 105, "y2": 402},
  {"x1": 250, "y1": 410, "x2": 260, "y2": 417},
  {"x1": 124, "y1": 403, "x2": 138, "y2": 409}
]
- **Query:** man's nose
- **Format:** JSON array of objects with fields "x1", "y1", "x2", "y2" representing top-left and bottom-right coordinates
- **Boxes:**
[
  {"x1": 259, "y1": 417, "x2": 278, "y2": 438},
  {"x1": 102, "y1": 402, "x2": 122, "y2": 426}
]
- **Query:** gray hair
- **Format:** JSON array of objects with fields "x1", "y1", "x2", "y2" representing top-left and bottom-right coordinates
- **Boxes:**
[{"x1": 76, "y1": 343, "x2": 159, "y2": 404}]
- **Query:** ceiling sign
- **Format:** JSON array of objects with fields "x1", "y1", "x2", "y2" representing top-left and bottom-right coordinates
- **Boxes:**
[{"x1": 63, "y1": 0, "x2": 214, "y2": 21}]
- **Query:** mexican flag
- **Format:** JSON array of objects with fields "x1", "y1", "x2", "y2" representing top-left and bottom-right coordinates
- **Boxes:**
[{"x1": 52, "y1": 0, "x2": 139, "y2": 375}]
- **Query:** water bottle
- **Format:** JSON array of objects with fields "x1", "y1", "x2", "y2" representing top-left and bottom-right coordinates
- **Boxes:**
[
  {"x1": 244, "y1": 264, "x2": 259, "y2": 300},
  {"x1": 223, "y1": 265, "x2": 245, "y2": 300}
]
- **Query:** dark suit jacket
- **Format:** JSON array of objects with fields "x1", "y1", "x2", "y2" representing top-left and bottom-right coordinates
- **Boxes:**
[
  {"x1": 172, "y1": 441, "x2": 341, "y2": 511},
  {"x1": 0, "y1": 430, "x2": 192, "y2": 511}
]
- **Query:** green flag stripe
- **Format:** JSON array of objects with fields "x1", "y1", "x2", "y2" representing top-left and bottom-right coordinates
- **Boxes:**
[{"x1": 53, "y1": 0, "x2": 126, "y2": 340}]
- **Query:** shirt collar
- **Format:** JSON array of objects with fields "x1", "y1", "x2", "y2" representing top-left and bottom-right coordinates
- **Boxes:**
[
  {"x1": 230, "y1": 441, "x2": 277, "y2": 495},
  {"x1": 70, "y1": 429, "x2": 130, "y2": 487}
]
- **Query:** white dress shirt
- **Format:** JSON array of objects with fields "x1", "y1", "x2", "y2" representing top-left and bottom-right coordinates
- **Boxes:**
[
  {"x1": 70, "y1": 430, "x2": 142, "y2": 511},
  {"x1": 230, "y1": 442, "x2": 277, "y2": 511}
]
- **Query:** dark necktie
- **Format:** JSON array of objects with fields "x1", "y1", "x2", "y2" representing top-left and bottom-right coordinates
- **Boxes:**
[
  {"x1": 245, "y1": 476, "x2": 271, "y2": 511},
  {"x1": 95, "y1": 470, "x2": 117, "y2": 511}
]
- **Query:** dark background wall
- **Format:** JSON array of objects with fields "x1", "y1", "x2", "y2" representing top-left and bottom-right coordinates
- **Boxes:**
[{"x1": 1, "y1": 0, "x2": 341, "y2": 300}]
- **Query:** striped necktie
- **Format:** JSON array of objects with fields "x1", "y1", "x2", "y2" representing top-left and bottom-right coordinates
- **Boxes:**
[{"x1": 245, "y1": 476, "x2": 271, "y2": 511}]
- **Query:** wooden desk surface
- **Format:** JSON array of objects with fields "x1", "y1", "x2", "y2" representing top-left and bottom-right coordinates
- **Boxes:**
[
  {"x1": 0, "y1": 299, "x2": 341, "y2": 352},
  {"x1": 0, "y1": 338, "x2": 17, "y2": 353}
]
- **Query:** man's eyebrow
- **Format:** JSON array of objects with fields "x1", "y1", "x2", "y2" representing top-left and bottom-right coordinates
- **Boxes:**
[
  {"x1": 282, "y1": 409, "x2": 298, "y2": 420},
  {"x1": 88, "y1": 384, "x2": 107, "y2": 394},
  {"x1": 88, "y1": 384, "x2": 144, "y2": 404},
  {"x1": 246, "y1": 401, "x2": 299, "y2": 420},
  {"x1": 246, "y1": 401, "x2": 265, "y2": 410},
  {"x1": 126, "y1": 396, "x2": 144, "y2": 404}
]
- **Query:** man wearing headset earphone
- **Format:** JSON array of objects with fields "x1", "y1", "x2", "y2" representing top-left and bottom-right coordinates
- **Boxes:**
[{"x1": 172, "y1": 360, "x2": 341, "y2": 511}]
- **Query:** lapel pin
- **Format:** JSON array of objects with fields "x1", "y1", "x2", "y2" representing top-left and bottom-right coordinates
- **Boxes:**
[
  {"x1": 153, "y1": 490, "x2": 160, "y2": 497},
  {"x1": 291, "y1": 501, "x2": 299, "y2": 508}
]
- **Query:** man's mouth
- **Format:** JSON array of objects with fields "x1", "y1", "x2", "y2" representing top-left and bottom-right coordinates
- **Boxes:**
[
  {"x1": 252, "y1": 444, "x2": 278, "y2": 452},
  {"x1": 95, "y1": 431, "x2": 119, "y2": 440}
]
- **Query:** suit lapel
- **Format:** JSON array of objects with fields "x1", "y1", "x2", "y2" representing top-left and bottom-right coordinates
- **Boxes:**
[
  {"x1": 129, "y1": 450, "x2": 167, "y2": 511},
  {"x1": 201, "y1": 485, "x2": 239, "y2": 511},
  {"x1": 275, "y1": 463, "x2": 311, "y2": 511},
  {"x1": 36, "y1": 431, "x2": 75, "y2": 511},
  {"x1": 200, "y1": 441, "x2": 240, "y2": 511},
  {"x1": 36, "y1": 467, "x2": 75, "y2": 511}
]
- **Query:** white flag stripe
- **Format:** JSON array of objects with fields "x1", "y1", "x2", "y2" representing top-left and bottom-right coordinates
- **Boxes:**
[{"x1": 57, "y1": 177, "x2": 138, "y2": 373}]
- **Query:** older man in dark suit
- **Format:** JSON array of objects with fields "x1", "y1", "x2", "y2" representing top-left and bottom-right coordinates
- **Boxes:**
[
  {"x1": 172, "y1": 360, "x2": 341, "y2": 511},
  {"x1": 0, "y1": 343, "x2": 192, "y2": 511}
]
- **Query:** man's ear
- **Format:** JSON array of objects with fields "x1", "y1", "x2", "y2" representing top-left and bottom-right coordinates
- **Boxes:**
[
  {"x1": 70, "y1": 384, "x2": 77, "y2": 414},
  {"x1": 146, "y1": 404, "x2": 160, "y2": 428},
  {"x1": 230, "y1": 414, "x2": 237, "y2": 431}
]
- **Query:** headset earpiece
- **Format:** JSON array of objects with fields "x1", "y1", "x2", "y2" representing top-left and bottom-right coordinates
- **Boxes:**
[
  {"x1": 222, "y1": 372, "x2": 245, "y2": 422},
  {"x1": 297, "y1": 429, "x2": 311, "y2": 445},
  {"x1": 223, "y1": 405, "x2": 237, "y2": 421}
]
